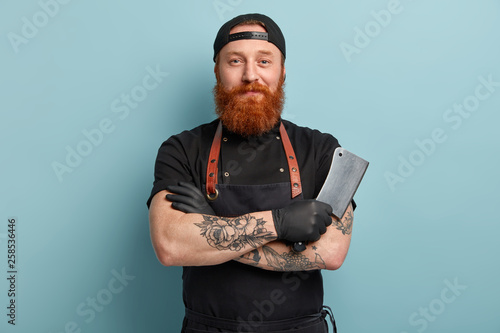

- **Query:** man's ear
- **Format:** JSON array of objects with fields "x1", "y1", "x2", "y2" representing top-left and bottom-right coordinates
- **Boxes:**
[{"x1": 214, "y1": 56, "x2": 219, "y2": 74}]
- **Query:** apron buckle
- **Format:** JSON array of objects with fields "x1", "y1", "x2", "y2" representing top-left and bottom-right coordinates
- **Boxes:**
[{"x1": 206, "y1": 188, "x2": 219, "y2": 201}]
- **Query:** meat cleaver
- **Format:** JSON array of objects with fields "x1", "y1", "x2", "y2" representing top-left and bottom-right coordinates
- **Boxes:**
[{"x1": 293, "y1": 147, "x2": 369, "y2": 252}]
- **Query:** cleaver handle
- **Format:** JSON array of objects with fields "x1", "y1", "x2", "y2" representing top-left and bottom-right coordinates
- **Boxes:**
[{"x1": 292, "y1": 241, "x2": 307, "y2": 252}]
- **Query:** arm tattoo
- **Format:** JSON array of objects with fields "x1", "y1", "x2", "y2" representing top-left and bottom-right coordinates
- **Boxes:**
[
  {"x1": 262, "y1": 246, "x2": 326, "y2": 271},
  {"x1": 333, "y1": 210, "x2": 353, "y2": 235},
  {"x1": 195, "y1": 214, "x2": 275, "y2": 251},
  {"x1": 235, "y1": 249, "x2": 261, "y2": 266}
]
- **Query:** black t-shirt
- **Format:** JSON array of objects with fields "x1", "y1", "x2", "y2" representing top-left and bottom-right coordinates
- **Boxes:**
[{"x1": 147, "y1": 119, "x2": 340, "y2": 206}]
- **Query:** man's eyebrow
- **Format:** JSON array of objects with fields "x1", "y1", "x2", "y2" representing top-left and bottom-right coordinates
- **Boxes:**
[
  {"x1": 225, "y1": 51, "x2": 244, "y2": 57},
  {"x1": 256, "y1": 50, "x2": 273, "y2": 56}
]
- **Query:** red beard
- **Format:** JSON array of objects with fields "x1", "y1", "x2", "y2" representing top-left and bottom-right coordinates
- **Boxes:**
[{"x1": 213, "y1": 75, "x2": 285, "y2": 137}]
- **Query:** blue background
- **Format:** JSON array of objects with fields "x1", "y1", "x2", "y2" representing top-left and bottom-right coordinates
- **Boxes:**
[{"x1": 1, "y1": 0, "x2": 499, "y2": 332}]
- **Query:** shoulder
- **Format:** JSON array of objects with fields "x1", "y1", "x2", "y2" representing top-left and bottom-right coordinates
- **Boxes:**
[
  {"x1": 281, "y1": 119, "x2": 340, "y2": 148},
  {"x1": 152, "y1": 120, "x2": 219, "y2": 167},
  {"x1": 166, "y1": 120, "x2": 218, "y2": 144},
  {"x1": 157, "y1": 120, "x2": 219, "y2": 151}
]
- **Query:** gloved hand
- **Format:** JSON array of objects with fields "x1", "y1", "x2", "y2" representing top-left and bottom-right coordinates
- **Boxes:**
[
  {"x1": 272, "y1": 200, "x2": 333, "y2": 242},
  {"x1": 165, "y1": 182, "x2": 216, "y2": 215}
]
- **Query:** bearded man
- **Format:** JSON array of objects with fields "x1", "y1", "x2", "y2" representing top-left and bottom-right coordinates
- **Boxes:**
[{"x1": 147, "y1": 13, "x2": 355, "y2": 333}]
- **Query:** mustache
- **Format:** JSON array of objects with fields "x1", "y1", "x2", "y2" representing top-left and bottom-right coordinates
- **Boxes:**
[{"x1": 228, "y1": 82, "x2": 272, "y2": 95}]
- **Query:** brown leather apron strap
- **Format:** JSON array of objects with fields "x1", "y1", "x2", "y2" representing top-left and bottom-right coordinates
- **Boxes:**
[
  {"x1": 279, "y1": 122, "x2": 302, "y2": 198},
  {"x1": 205, "y1": 121, "x2": 222, "y2": 200},
  {"x1": 205, "y1": 121, "x2": 303, "y2": 200}
]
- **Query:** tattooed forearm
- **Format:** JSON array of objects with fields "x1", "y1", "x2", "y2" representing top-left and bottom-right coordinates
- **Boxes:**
[
  {"x1": 333, "y1": 211, "x2": 353, "y2": 235},
  {"x1": 262, "y1": 246, "x2": 326, "y2": 271},
  {"x1": 235, "y1": 249, "x2": 261, "y2": 266},
  {"x1": 194, "y1": 214, "x2": 275, "y2": 251}
]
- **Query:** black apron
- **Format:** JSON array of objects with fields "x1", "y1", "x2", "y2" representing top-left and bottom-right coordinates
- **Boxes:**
[{"x1": 181, "y1": 122, "x2": 337, "y2": 333}]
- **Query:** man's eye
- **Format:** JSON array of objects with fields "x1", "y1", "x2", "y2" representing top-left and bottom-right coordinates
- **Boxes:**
[
  {"x1": 230, "y1": 59, "x2": 241, "y2": 64},
  {"x1": 260, "y1": 60, "x2": 269, "y2": 64}
]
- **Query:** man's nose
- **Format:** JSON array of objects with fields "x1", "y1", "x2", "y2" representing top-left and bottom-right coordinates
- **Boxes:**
[{"x1": 242, "y1": 63, "x2": 259, "y2": 83}]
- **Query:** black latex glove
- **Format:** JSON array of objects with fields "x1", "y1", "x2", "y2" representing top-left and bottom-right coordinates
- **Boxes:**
[
  {"x1": 272, "y1": 200, "x2": 333, "y2": 242},
  {"x1": 165, "y1": 182, "x2": 216, "y2": 215}
]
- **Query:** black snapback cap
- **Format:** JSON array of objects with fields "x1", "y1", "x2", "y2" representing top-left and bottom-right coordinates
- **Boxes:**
[{"x1": 213, "y1": 13, "x2": 286, "y2": 62}]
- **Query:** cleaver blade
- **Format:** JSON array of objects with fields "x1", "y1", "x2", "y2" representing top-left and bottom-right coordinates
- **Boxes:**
[
  {"x1": 292, "y1": 147, "x2": 368, "y2": 252},
  {"x1": 316, "y1": 147, "x2": 369, "y2": 219}
]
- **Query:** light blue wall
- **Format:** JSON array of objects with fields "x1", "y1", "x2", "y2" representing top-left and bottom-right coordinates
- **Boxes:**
[{"x1": 1, "y1": 0, "x2": 499, "y2": 332}]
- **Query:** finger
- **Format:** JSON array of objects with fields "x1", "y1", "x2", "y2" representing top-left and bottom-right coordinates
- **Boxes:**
[
  {"x1": 174, "y1": 182, "x2": 206, "y2": 201},
  {"x1": 165, "y1": 194, "x2": 196, "y2": 207},
  {"x1": 310, "y1": 232, "x2": 321, "y2": 242},
  {"x1": 166, "y1": 185, "x2": 197, "y2": 198},
  {"x1": 324, "y1": 215, "x2": 333, "y2": 227},
  {"x1": 318, "y1": 204, "x2": 333, "y2": 226},
  {"x1": 171, "y1": 202, "x2": 199, "y2": 214},
  {"x1": 177, "y1": 182, "x2": 205, "y2": 200},
  {"x1": 318, "y1": 222, "x2": 327, "y2": 235},
  {"x1": 178, "y1": 182, "x2": 204, "y2": 197},
  {"x1": 322, "y1": 202, "x2": 333, "y2": 216}
]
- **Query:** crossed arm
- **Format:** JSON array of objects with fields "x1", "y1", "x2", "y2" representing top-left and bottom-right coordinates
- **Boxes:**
[
  {"x1": 235, "y1": 205, "x2": 353, "y2": 271},
  {"x1": 148, "y1": 189, "x2": 353, "y2": 271}
]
